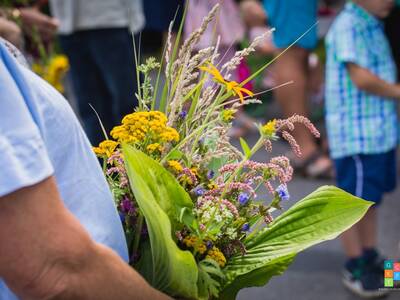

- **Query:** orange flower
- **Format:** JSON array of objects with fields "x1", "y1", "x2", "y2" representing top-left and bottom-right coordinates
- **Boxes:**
[
  {"x1": 199, "y1": 63, "x2": 254, "y2": 102},
  {"x1": 225, "y1": 80, "x2": 254, "y2": 103}
]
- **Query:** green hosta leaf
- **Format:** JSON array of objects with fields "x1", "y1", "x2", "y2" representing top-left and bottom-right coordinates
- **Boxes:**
[
  {"x1": 220, "y1": 186, "x2": 372, "y2": 299},
  {"x1": 198, "y1": 259, "x2": 225, "y2": 300},
  {"x1": 123, "y1": 145, "x2": 198, "y2": 298},
  {"x1": 123, "y1": 145, "x2": 197, "y2": 232},
  {"x1": 239, "y1": 138, "x2": 251, "y2": 158},
  {"x1": 219, "y1": 254, "x2": 296, "y2": 300}
]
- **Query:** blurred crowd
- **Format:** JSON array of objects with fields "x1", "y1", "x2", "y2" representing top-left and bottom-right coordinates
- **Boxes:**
[
  {"x1": 0, "y1": 0, "x2": 345, "y2": 177},
  {"x1": 3, "y1": 1, "x2": 398, "y2": 176}
]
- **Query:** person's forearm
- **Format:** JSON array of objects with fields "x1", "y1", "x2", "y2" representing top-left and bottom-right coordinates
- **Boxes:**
[
  {"x1": 347, "y1": 63, "x2": 400, "y2": 99},
  {"x1": 0, "y1": 177, "x2": 170, "y2": 300},
  {"x1": 62, "y1": 242, "x2": 171, "y2": 300}
]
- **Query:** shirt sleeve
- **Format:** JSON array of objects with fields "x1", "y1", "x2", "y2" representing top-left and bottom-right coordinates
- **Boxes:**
[
  {"x1": 0, "y1": 43, "x2": 54, "y2": 197},
  {"x1": 333, "y1": 20, "x2": 369, "y2": 69}
]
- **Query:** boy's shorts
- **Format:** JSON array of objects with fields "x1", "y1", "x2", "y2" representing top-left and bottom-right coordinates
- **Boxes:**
[{"x1": 333, "y1": 149, "x2": 397, "y2": 205}]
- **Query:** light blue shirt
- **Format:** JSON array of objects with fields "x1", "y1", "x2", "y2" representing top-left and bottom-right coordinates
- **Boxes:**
[
  {"x1": 325, "y1": 2, "x2": 398, "y2": 159},
  {"x1": 0, "y1": 39, "x2": 128, "y2": 299}
]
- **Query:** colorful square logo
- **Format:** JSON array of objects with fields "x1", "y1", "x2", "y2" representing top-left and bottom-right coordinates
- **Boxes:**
[
  {"x1": 385, "y1": 270, "x2": 393, "y2": 278},
  {"x1": 394, "y1": 272, "x2": 400, "y2": 281},
  {"x1": 384, "y1": 260, "x2": 394, "y2": 270},
  {"x1": 383, "y1": 260, "x2": 400, "y2": 289},
  {"x1": 385, "y1": 278, "x2": 394, "y2": 287},
  {"x1": 394, "y1": 263, "x2": 400, "y2": 272}
]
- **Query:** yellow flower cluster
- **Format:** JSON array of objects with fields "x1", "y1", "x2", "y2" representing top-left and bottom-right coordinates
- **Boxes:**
[
  {"x1": 261, "y1": 119, "x2": 277, "y2": 137},
  {"x1": 221, "y1": 109, "x2": 235, "y2": 123},
  {"x1": 206, "y1": 247, "x2": 226, "y2": 267},
  {"x1": 207, "y1": 182, "x2": 218, "y2": 190},
  {"x1": 147, "y1": 143, "x2": 163, "y2": 153},
  {"x1": 183, "y1": 235, "x2": 207, "y2": 255},
  {"x1": 110, "y1": 111, "x2": 179, "y2": 146},
  {"x1": 167, "y1": 160, "x2": 183, "y2": 173},
  {"x1": 33, "y1": 55, "x2": 69, "y2": 93},
  {"x1": 93, "y1": 140, "x2": 119, "y2": 157}
]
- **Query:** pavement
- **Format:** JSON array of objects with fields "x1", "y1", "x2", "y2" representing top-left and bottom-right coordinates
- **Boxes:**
[{"x1": 233, "y1": 132, "x2": 400, "y2": 300}]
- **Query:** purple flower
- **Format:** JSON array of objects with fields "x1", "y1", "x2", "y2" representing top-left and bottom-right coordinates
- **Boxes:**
[
  {"x1": 207, "y1": 170, "x2": 215, "y2": 179},
  {"x1": 179, "y1": 111, "x2": 187, "y2": 119},
  {"x1": 121, "y1": 197, "x2": 136, "y2": 214},
  {"x1": 276, "y1": 184, "x2": 290, "y2": 201},
  {"x1": 206, "y1": 241, "x2": 213, "y2": 249},
  {"x1": 238, "y1": 192, "x2": 250, "y2": 205},
  {"x1": 194, "y1": 186, "x2": 206, "y2": 196},
  {"x1": 242, "y1": 223, "x2": 250, "y2": 231}
]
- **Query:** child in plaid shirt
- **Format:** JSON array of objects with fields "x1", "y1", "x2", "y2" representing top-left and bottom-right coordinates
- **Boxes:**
[{"x1": 325, "y1": 0, "x2": 400, "y2": 297}]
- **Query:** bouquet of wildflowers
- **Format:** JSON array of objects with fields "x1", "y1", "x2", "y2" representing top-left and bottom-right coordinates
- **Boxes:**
[{"x1": 93, "y1": 4, "x2": 371, "y2": 299}]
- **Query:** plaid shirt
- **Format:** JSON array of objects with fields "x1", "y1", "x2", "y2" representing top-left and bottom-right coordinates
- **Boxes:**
[{"x1": 325, "y1": 2, "x2": 398, "y2": 159}]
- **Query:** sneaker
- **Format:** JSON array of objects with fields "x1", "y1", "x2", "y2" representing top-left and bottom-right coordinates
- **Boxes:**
[
  {"x1": 363, "y1": 250, "x2": 385, "y2": 274},
  {"x1": 342, "y1": 267, "x2": 389, "y2": 298}
]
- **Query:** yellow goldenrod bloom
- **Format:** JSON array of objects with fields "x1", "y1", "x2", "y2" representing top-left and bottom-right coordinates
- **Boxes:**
[
  {"x1": 206, "y1": 247, "x2": 226, "y2": 267},
  {"x1": 183, "y1": 235, "x2": 207, "y2": 255},
  {"x1": 167, "y1": 160, "x2": 183, "y2": 173},
  {"x1": 221, "y1": 109, "x2": 235, "y2": 123},
  {"x1": 39, "y1": 55, "x2": 69, "y2": 93},
  {"x1": 93, "y1": 140, "x2": 119, "y2": 157},
  {"x1": 146, "y1": 143, "x2": 163, "y2": 153},
  {"x1": 110, "y1": 111, "x2": 179, "y2": 147},
  {"x1": 207, "y1": 182, "x2": 219, "y2": 190},
  {"x1": 261, "y1": 119, "x2": 277, "y2": 137}
]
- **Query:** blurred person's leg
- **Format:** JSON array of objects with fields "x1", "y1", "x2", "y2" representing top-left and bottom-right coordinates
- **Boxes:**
[
  {"x1": 273, "y1": 46, "x2": 318, "y2": 159},
  {"x1": 59, "y1": 31, "x2": 111, "y2": 146},
  {"x1": 358, "y1": 208, "x2": 377, "y2": 250},
  {"x1": 89, "y1": 28, "x2": 138, "y2": 127},
  {"x1": 341, "y1": 227, "x2": 363, "y2": 262}
]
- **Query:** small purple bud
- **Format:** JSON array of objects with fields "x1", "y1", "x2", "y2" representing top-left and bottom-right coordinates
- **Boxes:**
[
  {"x1": 207, "y1": 170, "x2": 215, "y2": 179},
  {"x1": 121, "y1": 198, "x2": 133, "y2": 213},
  {"x1": 276, "y1": 184, "x2": 290, "y2": 201},
  {"x1": 206, "y1": 241, "x2": 213, "y2": 249},
  {"x1": 194, "y1": 186, "x2": 206, "y2": 196},
  {"x1": 242, "y1": 223, "x2": 250, "y2": 231},
  {"x1": 238, "y1": 192, "x2": 250, "y2": 205},
  {"x1": 179, "y1": 111, "x2": 187, "y2": 119}
]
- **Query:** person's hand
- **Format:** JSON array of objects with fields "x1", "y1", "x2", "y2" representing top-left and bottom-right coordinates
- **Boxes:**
[
  {"x1": 240, "y1": 0, "x2": 267, "y2": 28},
  {"x1": 0, "y1": 17, "x2": 23, "y2": 49},
  {"x1": 19, "y1": 7, "x2": 59, "y2": 41},
  {"x1": 393, "y1": 84, "x2": 400, "y2": 99}
]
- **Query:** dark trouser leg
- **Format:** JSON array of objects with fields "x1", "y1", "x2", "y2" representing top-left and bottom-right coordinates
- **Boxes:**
[
  {"x1": 88, "y1": 28, "x2": 139, "y2": 127},
  {"x1": 59, "y1": 32, "x2": 112, "y2": 146}
]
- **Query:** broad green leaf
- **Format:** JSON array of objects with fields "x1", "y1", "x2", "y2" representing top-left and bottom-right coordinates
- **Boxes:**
[
  {"x1": 197, "y1": 259, "x2": 224, "y2": 300},
  {"x1": 164, "y1": 148, "x2": 184, "y2": 161},
  {"x1": 123, "y1": 145, "x2": 197, "y2": 232},
  {"x1": 123, "y1": 145, "x2": 198, "y2": 298},
  {"x1": 239, "y1": 138, "x2": 251, "y2": 158},
  {"x1": 219, "y1": 254, "x2": 295, "y2": 300},
  {"x1": 220, "y1": 186, "x2": 372, "y2": 299}
]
